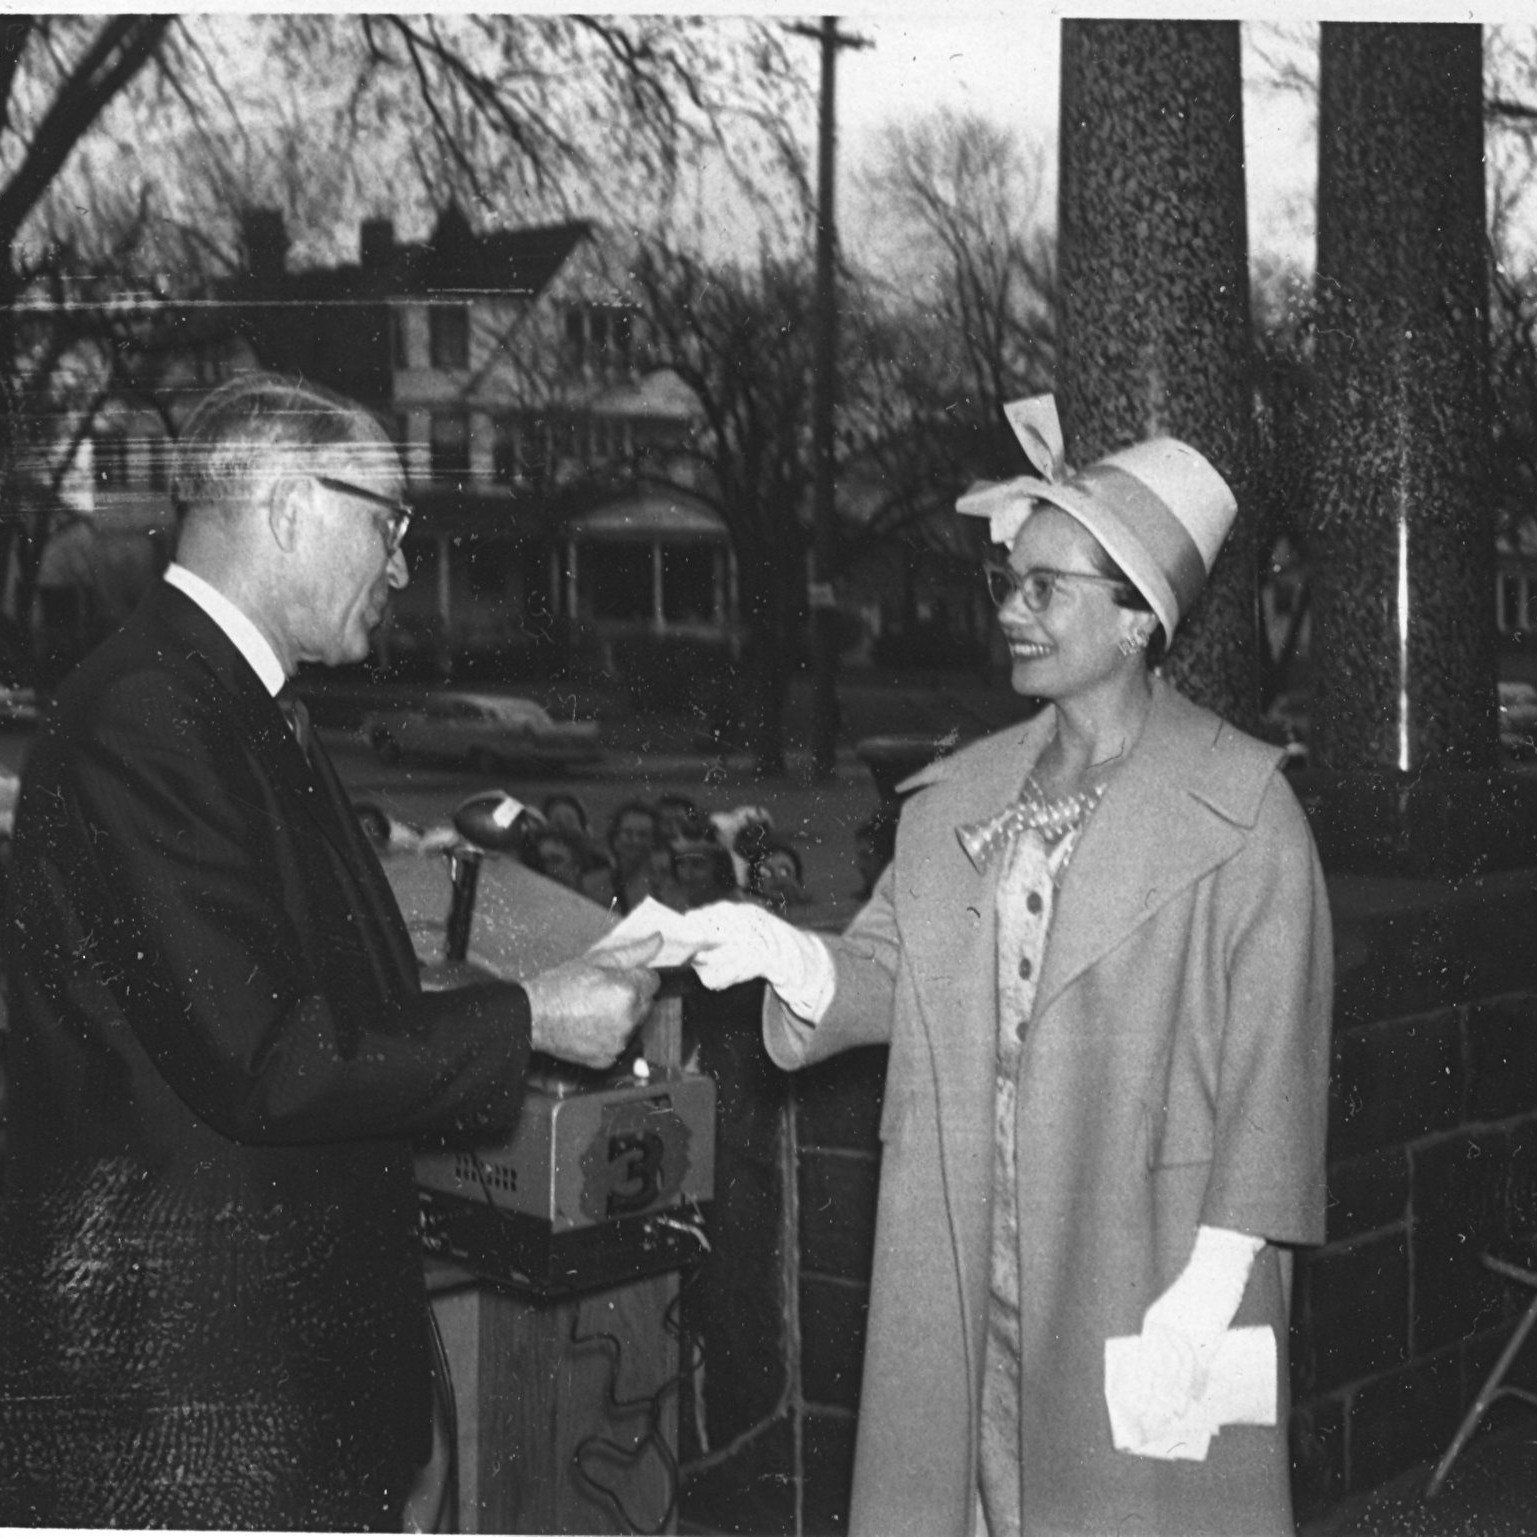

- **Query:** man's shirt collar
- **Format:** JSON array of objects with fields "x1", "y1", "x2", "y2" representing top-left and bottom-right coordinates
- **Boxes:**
[{"x1": 163, "y1": 563, "x2": 287, "y2": 698}]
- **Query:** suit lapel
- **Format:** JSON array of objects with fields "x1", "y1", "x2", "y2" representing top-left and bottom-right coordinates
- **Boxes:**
[
  {"x1": 146, "y1": 585, "x2": 363, "y2": 858},
  {"x1": 141, "y1": 585, "x2": 419, "y2": 989}
]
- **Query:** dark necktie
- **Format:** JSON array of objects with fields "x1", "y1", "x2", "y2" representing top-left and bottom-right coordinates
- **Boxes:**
[{"x1": 277, "y1": 687, "x2": 314, "y2": 762}]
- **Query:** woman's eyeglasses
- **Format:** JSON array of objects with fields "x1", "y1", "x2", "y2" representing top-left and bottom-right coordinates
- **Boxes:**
[
  {"x1": 982, "y1": 562, "x2": 1126, "y2": 612},
  {"x1": 313, "y1": 474, "x2": 413, "y2": 554}
]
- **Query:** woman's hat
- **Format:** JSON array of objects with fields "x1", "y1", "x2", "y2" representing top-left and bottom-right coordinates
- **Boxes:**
[{"x1": 956, "y1": 395, "x2": 1237, "y2": 642}]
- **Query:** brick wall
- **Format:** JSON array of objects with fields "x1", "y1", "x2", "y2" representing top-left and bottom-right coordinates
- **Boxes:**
[
  {"x1": 678, "y1": 870, "x2": 1537, "y2": 1535},
  {"x1": 1291, "y1": 870, "x2": 1537, "y2": 1521}
]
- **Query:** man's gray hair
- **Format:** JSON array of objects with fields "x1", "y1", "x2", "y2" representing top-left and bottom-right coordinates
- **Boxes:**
[{"x1": 173, "y1": 371, "x2": 394, "y2": 511}]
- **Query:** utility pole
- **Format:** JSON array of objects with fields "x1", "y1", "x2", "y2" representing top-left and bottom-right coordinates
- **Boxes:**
[{"x1": 790, "y1": 16, "x2": 870, "y2": 778}]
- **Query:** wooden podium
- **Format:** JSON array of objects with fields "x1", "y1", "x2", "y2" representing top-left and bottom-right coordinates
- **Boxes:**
[
  {"x1": 387, "y1": 851, "x2": 688, "y2": 1534},
  {"x1": 420, "y1": 1258, "x2": 679, "y2": 1532},
  {"x1": 411, "y1": 993, "x2": 685, "y2": 1534}
]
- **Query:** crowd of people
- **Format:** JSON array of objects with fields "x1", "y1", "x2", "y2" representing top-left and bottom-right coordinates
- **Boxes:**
[
  {"x1": 357, "y1": 785, "x2": 844, "y2": 917},
  {"x1": 527, "y1": 789, "x2": 821, "y2": 916}
]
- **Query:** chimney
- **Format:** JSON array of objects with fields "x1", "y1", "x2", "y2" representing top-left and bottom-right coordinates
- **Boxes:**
[
  {"x1": 241, "y1": 207, "x2": 288, "y2": 283},
  {"x1": 360, "y1": 217, "x2": 395, "y2": 269}
]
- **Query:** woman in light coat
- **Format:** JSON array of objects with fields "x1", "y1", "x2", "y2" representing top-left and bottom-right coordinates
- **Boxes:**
[{"x1": 685, "y1": 398, "x2": 1333, "y2": 1537}]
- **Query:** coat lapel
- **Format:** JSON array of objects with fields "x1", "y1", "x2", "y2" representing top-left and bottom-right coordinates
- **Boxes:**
[
  {"x1": 895, "y1": 710, "x2": 1055, "y2": 1028},
  {"x1": 1033, "y1": 680, "x2": 1279, "y2": 1017},
  {"x1": 891, "y1": 712, "x2": 1057, "y2": 1311}
]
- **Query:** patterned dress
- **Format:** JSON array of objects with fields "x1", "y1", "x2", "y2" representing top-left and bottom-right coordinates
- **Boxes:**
[{"x1": 977, "y1": 780, "x2": 1103, "y2": 1537}]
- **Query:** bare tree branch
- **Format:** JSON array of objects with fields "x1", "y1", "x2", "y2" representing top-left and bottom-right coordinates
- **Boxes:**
[{"x1": 0, "y1": 17, "x2": 173, "y2": 257}]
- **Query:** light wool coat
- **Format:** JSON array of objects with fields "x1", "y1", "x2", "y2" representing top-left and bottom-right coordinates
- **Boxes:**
[{"x1": 766, "y1": 680, "x2": 1332, "y2": 1537}]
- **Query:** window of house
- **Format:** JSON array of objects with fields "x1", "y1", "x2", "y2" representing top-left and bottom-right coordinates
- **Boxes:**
[
  {"x1": 523, "y1": 416, "x2": 549, "y2": 480},
  {"x1": 429, "y1": 413, "x2": 471, "y2": 481},
  {"x1": 429, "y1": 304, "x2": 470, "y2": 370},
  {"x1": 391, "y1": 308, "x2": 411, "y2": 370},
  {"x1": 493, "y1": 417, "x2": 522, "y2": 485},
  {"x1": 565, "y1": 307, "x2": 586, "y2": 367},
  {"x1": 662, "y1": 545, "x2": 716, "y2": 624},
  {"x1": 611, "y1": 310, "x2": 633, "y2": 369},
  {"x1": 94, "y1": 431, "x2": 129, "y2": 487},
  {"x1": 551, "y1": 416, "x2": 579, "y2": 467},
  {"x1": 563, "y1": 304, "x2": 637, "y2": 376},
  {"x1": 587, "y1": 546, "x2": 652, "y2": 621},
  {"x1": 145, "y1": 436, "x2": 169, "y2": 490},
  {"x1": 467, "y1": 539, "x2": 513, "y2": 600},
  {"x1": 1501, "y1": 576, "x2": 1523, "y2": 632}
]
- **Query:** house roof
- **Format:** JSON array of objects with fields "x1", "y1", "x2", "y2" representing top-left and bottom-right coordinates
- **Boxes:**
[{"x1": 231, "y1": 209, "x2": 592, "y2": 304}]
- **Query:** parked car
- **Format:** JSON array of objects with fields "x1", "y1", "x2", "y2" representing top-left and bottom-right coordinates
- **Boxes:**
[
  {"x1": 358, "y1": 692, "x2": 602, "y2": 772},
  {"x1": 1499, "y1": 680, "x2": 1537, "y2": 760}
]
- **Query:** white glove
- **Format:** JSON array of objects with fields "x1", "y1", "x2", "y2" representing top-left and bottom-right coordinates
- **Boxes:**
[
  {"x1": 1124, "y1": 1226, "x2": 1264, "y2": 1444},
  {"x1": 681, "y1": 901, "x2": 836, "y2": 1022}
]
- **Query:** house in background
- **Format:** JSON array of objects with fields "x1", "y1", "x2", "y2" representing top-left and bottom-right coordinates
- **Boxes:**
[
  {"x1": 32, "y1": 205, "x2": 739, "y2": 682},
  {"x1": 21, "y1": 280, "x2": 257, "y2": 680},
  {"x1": 225, "y1": 205, "x2": 738, "y2": 679}
]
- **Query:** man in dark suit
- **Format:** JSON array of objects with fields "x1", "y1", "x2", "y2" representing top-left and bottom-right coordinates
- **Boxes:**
[{"x1": 0, "y1": 373, "x2": 660, "y2": 1529}]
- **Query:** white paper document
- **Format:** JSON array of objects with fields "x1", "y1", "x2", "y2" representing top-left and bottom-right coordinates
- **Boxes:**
[
  {"x1": 585, "y1": 896, "x2": 703, "y2": 968},
  {"x1": 1104, "y1": 1325, "x2": 1277, "y2": 1462}
]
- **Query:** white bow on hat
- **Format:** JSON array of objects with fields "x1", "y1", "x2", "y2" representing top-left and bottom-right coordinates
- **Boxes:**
[{"x1": 963, "y1": 394, "x2": 1071, "y2": 548}]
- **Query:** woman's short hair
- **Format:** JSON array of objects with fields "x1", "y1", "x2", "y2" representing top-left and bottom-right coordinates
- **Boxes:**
[
  {"x1": 671, "y1": 827, "x2": 738, "y2": 893},
  {"x1": 532, "y1": 825, "x2": 585, "y2": 873},
  {"x1": 541, "y1": 791, "x2": 590, "y2": 832},
  {"x1": 1086, "y1": 541, "x2": 1168, "y2": 666},
  {"x1": 606, "y1": 798, "x2": 659, "y2": 848}
]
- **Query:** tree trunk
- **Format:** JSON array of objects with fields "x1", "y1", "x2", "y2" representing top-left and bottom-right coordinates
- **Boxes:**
[
  {"x1": 737, "y1": 564, "x2": 796, "y2": 777},
  {"x1": 1058, "y1": 20, "x2": 1258, "y2": 724},
  {"x1": 742, "y1": 630, "x2": 789, "y2": 778}
]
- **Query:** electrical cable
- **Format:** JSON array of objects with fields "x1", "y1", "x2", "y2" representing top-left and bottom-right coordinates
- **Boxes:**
[
  {"x1": 427, "y1": 1127, "x2": 713, "y2": 1529},
  {"x1": 566, "y1": 1254, "x2": 708, "y2": 1536},
  {"x1": 424, "y1": 1294, "x2": 461, "y2": 1534}
]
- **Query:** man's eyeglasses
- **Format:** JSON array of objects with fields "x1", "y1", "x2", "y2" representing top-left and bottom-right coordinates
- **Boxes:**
[
  {"x1": 313, "y1": 475, "x2": 412, "y2": 555},
  {"x1": 982, "y1": 562, "x2": 1126, "y2": 612}
]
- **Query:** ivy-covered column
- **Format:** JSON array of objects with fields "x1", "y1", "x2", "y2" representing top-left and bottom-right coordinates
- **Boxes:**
[
  {"x1": 1310, "y1": 23, "x2": 1493, "y2": 777},
  {"x1": 1303, "y1": 23, "x2": 1528, "y2": 875},
  {"x1": 1058, "y1": 19, "x2": 1257, "y2": 722}
]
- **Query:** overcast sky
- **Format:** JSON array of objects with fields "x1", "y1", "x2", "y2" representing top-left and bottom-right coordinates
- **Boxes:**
[
  {"x1": 833, "y1": 13, "x2": 1318, "y2": 274},
  {"x1": 797, "y1": 5, "x2": 1537, "y2": 278}
]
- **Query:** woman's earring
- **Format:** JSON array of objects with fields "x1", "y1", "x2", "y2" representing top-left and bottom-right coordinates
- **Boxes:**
[{"x1": 1118, "y1": 630, "x2": 1148, "y2": 658}]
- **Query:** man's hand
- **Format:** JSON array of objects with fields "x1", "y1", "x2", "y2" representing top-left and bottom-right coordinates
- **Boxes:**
[{"x1": 523, "y1": 936, "x2": 663, "y2": 1070}]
